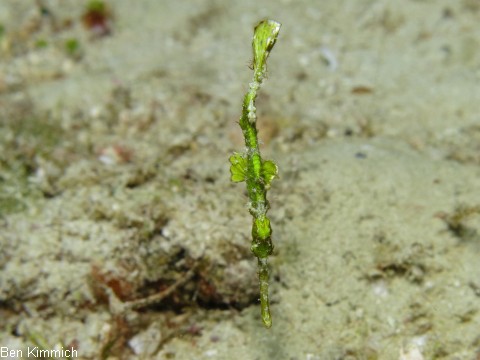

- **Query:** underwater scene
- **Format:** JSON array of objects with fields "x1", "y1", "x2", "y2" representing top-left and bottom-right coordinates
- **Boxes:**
[{"x1": 1, "y1": 1, "x2": 479, "y2": 359}]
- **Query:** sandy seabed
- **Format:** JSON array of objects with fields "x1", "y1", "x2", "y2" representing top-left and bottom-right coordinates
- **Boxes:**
[{"x1": 1, "y1": 1, "x2": 480, "y2": 359}]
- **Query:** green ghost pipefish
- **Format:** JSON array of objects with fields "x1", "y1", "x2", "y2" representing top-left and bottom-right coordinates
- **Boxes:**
[{"x1": 229, "y1": 19, "x2": 281, "y2": 328}]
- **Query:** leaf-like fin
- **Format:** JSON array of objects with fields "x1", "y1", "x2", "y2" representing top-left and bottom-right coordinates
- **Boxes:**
[
  {"x1": 229, "y1": 153, "x2": 247, "y2": 182},
  {"x1": 262, "y1": 160, "x2": 278, "y2": 187}
]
